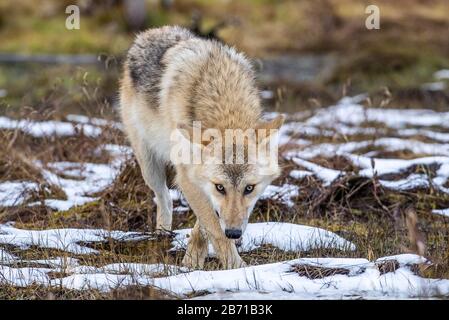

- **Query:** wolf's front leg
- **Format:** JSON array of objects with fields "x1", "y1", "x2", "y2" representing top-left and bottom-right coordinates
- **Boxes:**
[
  {"x1": 182, "y1": 221, "x2": 208, "y2": 269},
  {"x1": 208, "y1": 234, "x2": 246, "y2": 269},
  {"x1": 177, "y1": 172, "x2": 245, "y2": 269}
]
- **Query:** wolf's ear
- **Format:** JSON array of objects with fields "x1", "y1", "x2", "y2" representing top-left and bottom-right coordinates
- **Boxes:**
[
  {"x1": 254, "y1": 114, "x2": 284, "y2": 148},
  {"x1": 176, "y1": 123, "x2": 218, "y2": 148},
  {"x1": 176, "y1": 123, "x2": 194, "y2": 141},
  {"x1": 256, "y1": 114, "x2": 285, "y2": 131},
  {"x1": 256, "y1": 114, "x2": 285, "y2": 143}
]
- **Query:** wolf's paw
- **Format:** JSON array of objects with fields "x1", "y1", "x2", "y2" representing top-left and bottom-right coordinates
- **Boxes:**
[
  {"x1": 182, "y1": 253, "x2": 205, "y2": 270},
  {"x1": 155, "y1": 223, "x2": 172, "y2": 232},
  {"x1": 153, "y1": 229, "x2": 175, "y2": 239},
  {"x1": 223, "y1": 257, "x2": 247, "y2": 270},
  {"x1": 236, "y1": 259, "x2": 247, "y2": 268}
]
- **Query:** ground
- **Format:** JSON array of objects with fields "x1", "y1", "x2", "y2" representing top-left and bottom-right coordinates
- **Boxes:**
[{"x1": 1, "y1": 89, "x2": 449, "y2": 299}]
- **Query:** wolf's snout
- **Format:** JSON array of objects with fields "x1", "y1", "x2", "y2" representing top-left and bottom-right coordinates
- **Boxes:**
[{"x1": 225, "y1": 228, "x2": 242, "y2": 239}]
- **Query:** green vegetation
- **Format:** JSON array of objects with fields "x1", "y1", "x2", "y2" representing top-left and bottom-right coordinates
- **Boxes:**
[{"x1": 1, "y1": 0, "x2": 449, "y2": 96}]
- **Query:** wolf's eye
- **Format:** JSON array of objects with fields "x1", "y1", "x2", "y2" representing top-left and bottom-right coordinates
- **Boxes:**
[
  {"x1": 244, "y1": 185, "x2": 255, "y2": 195},
  {"x1": 215, "y1": 184, "x2": 226, "y2": 194}
]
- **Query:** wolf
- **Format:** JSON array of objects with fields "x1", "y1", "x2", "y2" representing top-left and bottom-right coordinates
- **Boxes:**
[{"x1": 120, "y1": 26, "x2": 284, "y2": 269}]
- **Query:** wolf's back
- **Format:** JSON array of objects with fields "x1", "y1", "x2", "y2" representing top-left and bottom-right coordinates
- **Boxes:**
[{"x1": 125, "y1": 26, "x2": 195, "y2": 107}]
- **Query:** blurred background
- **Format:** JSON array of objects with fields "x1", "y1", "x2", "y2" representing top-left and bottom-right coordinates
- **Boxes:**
[{"x1": 0, "y1": 0, "x2": 448, "y2": 117}]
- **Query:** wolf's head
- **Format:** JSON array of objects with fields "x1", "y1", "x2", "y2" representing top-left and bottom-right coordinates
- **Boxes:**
[{"x1": 172, "y1": 115, "x2": 284, "y2": 239}]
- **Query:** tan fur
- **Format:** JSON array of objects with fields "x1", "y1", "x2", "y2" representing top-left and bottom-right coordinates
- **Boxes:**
[{"x1": 120, "y1": 26, "x2": 284, "y2": 269}]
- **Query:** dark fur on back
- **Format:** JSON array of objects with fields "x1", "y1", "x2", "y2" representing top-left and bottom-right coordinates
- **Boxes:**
[{"x1": 126, "y1": 26, "x2": 195, "y2": 107}]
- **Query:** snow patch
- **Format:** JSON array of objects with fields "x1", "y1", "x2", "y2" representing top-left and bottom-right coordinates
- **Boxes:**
[
  {"x1": 0, "y1": 116, "x2": 102, "y2": 138},
  {"x1": 0, "y1": 181, "x2": 39, "y2": 207},
  {"x1": 260, "y1": 184, "x2": 299, "y2": 207},
  {"x1": 432, "y1": 209, "x2": 449, "y2": 218},
  {"x1": 171, "y1": 222, "x2": 356, "y2": 255},
  {"x1": 0, "y1": 224, "x2": 151, "y2": 255}
]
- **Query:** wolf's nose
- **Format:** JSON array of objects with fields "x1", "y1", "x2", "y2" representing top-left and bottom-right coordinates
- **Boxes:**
[{"x1": 225, "y1": 229, "x2": 242, "y2": 239}]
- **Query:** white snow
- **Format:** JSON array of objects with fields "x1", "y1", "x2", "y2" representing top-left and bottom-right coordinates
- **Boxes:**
[
  {"x1": 289, "y1": 170, "x2": 313, "y2": 179},
  {"x1": 15, "y1": 144, "x2": 131, "y2": 211},
  {"x1": 1, "y1": 255, "x2": 447, "y2": 298},
  {"x1": 306, "y1": 101, "x2": 449, "y2": 129},
  {"x1": 0, "y1": 248, "x2": 17, "y2": 263},
  {"x1": 291, "y1": 157, "x2": 342, "y2": 185},
  {"x1": 148, "y1": 258, "x2": 449, "y2": 299},
  {"x1": 0, "y1": 144, "x2": 130, "y2": 211},
  {"x1": 286, "y1": 141, "x2": 370, "y2": 159},
  {"x1": 343, "y1": 154, "x2": 449, "y2": 192},
  {"x1": 378, "y1": 174, "x2": 430, "y2": 191},
  {"x1": 28, "y1": 257, "x2": 80, "y2": 270},
  {"x1": 260, "y1": 90, "x2": 274, "y2": 99},
  {"x1": 288, "y1": 138, "x2": 449, "y2": 160},
  {"x1": 0, "y1": 224, "x2": 151, "y2": 254},
  {"x1": 29, "y1": 161, "x2": 122, "y2": 211},
  {"x1": 434, "y1": 69, "x2": 449, "y2": 80},
  {"x1": 0, "y1": 181, "x2": 39, "y2": 207},
  {"x1": 66, "y1": 114, "x2": 124, "y2": 131},
  {"x1": 432, "y1": 209, "x2": 449, "y2": 218},
  {"x1": 260, "y1": 184, "x2": 299, "y2": 207},
  {"x1": 0, "y1": 265, "x2": 51, "y2": 286},
  {"x1": 50, "y1": 272, "x2": 136, "y2": 292},
  {"x1": 376, "y1": 254, "x2": 428, "y2": 266},
  {"x1": 0, "y1": 116, "x2": 102, "y2": 138},
  {"x1": 94, "y1": 144, "x2": 133, "y2": 159},
  {"x1": 398, "y1": 128, "x2": 449, "y2": 143},
  {"x1": 171, "y1": 222, "x2": 356, "y2": 254},
  {"x1": 68, "y1": 263, "x2": 185, "y2": 276},
  {"x1": 421, "y1": 82, "x2": 446, "y2": 91},
  {"x1": 373, "y1": 138, "x2": 449, "y2": 157}
]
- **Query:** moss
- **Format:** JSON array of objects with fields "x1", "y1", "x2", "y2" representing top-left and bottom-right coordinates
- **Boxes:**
[
  {"x1": 0, "y1": 10, "x2": 131, "y2": 54},
  {"x1": 53, "y1": 200, "x2": 101, "y2": 218}
]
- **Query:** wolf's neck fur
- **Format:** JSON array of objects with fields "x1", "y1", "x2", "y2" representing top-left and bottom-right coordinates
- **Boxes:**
[
  {"x1": 189, "y1": 44, "x2": 262, "y2": 130},
  {"x1": 161, "y1": 38, "x2": 262, "y2": 131}
]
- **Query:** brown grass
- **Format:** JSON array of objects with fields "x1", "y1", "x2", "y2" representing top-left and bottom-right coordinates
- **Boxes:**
[
  {"x1": 1, "y1": 88, "x2": 449, "y2": 299},
  {"x1": 290, "y1": 264, "x2": 350, "y2": 279}
]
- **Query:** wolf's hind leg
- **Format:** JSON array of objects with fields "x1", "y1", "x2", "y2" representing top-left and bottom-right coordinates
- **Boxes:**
[
  {"x1": 182, "y1": 221, "x2": 208, "y2": 269},
  {"x1": 136, "y1": 145, "x2": 173, "y2": 231}
]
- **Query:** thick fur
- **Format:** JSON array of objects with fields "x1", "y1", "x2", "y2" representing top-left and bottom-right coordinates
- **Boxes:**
[{"x1": 120, "y1": 26, "x2": 283, "y2": 269}]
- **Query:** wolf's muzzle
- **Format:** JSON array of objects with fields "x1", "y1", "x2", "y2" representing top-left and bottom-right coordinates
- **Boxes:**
[{"x1": 225, "y1": 228, "x2": 242, "y2": 239}]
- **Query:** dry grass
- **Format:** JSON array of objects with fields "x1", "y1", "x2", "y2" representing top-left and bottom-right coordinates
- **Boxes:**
[
  {"x1": 375, "y1": 260, "x2": 400, "y2": 275},
  {"x1": 290, "y1": 264, "x2": 350, "y2": 279},
  {"x1": 1, "y1": 71, "x2": 449, "y2": 299},
  {"x1": 2, "y1": 126, "x2": 449, "y2": 295},
  {"x1": 1, "y1": 129, "x2": 449, "y2": 298},
  {"x1": 0, "y1": 284, "x2": 177, "y2": 300}
]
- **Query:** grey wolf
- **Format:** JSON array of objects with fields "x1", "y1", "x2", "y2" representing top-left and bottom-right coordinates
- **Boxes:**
[{"x1": 120, "y1": 26, "x2": 284, "y2": 269}]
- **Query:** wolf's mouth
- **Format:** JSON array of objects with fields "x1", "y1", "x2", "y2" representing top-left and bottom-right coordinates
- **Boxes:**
[{"x1": 235, "y1": 237, "x2": 243, "y2": 247}]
